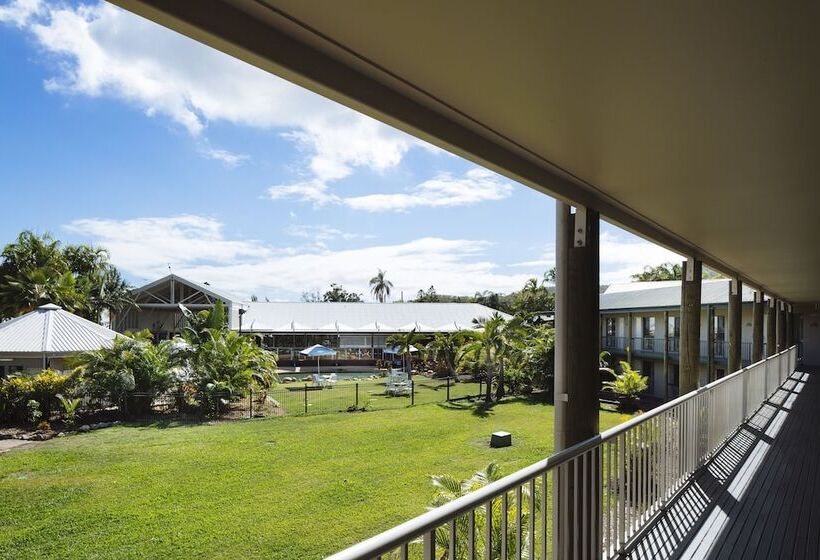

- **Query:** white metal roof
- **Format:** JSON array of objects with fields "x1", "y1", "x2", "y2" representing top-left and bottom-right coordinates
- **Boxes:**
[
  {"x1": 236, "y1": 302, "x2": 509, "y2": 333},
  {"x1": 601, "y1": 280, "x2": 761, "y2": 312},
  {"x1": 0, "y1": 304, "x2": 121, "y2": 355}
]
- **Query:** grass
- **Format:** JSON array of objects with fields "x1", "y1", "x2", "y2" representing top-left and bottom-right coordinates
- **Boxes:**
[
  {"x1": 270, "y1": 377, "x2": 483, "y2": 415},
  {"x1": 0, "y1": 397, "x2": 630, "y2": 559}
]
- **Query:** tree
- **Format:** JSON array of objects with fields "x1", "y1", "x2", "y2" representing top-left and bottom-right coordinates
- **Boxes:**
[
  {"x1": 511, "y1": 277, "x2": 554, "y2": 315},
  {"x1": 301, "y1": 290, "x2": 321, "y2": 302},
  {"x1": 0, "y1": 231, "x2": 134, "y2": 321},
  {"x1": 386, "y1": 329, "x2": 426, "y2": 373},
  {"x1": 322, "y1": 283, "x2": 362, "y2": 302},
  {"x1": 425, "y1": 332, "x2": 461, "y2": 378},
  {"x1": 413, "y1": 285, "x2": 440, "y2": 303},
  {"x1": 369, "y1": 269, "x2": 393, "y2": 303},
  {"x1": 631, "y1": 262, "x2": 682, "y2": 281},
  {"x1": 459, "y1": 313, "x2": 515, "y2": 402}
]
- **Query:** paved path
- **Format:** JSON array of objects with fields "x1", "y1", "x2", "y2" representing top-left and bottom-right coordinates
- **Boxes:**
[{"x1": 0, "y1": 439, "x2": 36, "y2": 454}]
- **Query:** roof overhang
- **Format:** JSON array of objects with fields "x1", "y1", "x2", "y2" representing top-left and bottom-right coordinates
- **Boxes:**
[{"x1": 112, "y1": 1, "x2": 820, "y2": 302}]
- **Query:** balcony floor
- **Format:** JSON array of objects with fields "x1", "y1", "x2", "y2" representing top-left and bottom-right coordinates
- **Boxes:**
[{"x1": 623, "y1": 366, "x2": 820, "y2": 560}]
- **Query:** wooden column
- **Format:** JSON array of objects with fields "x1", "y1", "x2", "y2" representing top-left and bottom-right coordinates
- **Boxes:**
[
  {"x1": 707, "y1": 305, "x2": 715, "y2": 382},
  {"x1": 663, "y1": 310, "x2": 670, "y2": 400},
  {"x1": 554, "y1": 202, "x2": 600, "y2": 558},
  {"x1": 766, "y1": 298, "x2": 777, "y2": 357},
  {"x1": 680, "y1": 258, "x2": 702, "y2": 393},
  {"x1": 727, "y1": 278, "x2": 742, "y2": 373},
  {"x1": 554, "y1": 202, "x2": 600, "y2": 447},
  {"x1": 777, "y1": 300, "x2": 786, "y2": 352},
  {"x1": 752, "y1": 290, "x2": 764, "y2": 363},
  {"x1": 786, "y1": 304, "x2": 793, "y2": 348}
]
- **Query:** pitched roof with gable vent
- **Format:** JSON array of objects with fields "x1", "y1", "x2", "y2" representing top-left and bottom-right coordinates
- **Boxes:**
[{"x1": 0, "y1": 304, "x2": 121, "y2": 355}]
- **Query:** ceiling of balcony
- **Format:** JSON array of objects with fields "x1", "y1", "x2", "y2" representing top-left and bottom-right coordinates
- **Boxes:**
[{"x1": 115, "y1": 1, "x2": 820, "y2": 302}]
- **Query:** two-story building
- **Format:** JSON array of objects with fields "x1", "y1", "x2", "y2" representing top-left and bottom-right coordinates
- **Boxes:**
[{"x1": 600, "y1": 279, "x2": 779, "y2": 400}]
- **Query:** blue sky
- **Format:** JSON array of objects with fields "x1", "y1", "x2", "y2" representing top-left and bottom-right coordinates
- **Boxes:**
[{"x1": 0, "y1": 0, "x2": 679, "y2": 301}]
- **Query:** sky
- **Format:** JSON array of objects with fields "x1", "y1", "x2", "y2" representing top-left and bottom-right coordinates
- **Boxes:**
[{"x1": 0, "y1": 0, "x2": 681, "y2": 301}]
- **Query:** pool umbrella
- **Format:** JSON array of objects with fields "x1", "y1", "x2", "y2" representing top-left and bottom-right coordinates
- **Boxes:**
[{"x1": 299, "y1": 344, "x2": 337, "y2": 376}]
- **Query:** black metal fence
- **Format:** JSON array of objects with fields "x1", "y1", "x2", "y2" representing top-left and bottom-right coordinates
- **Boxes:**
[{"x1": 71, "y1": 377, "x2": 485, "y2": 424}]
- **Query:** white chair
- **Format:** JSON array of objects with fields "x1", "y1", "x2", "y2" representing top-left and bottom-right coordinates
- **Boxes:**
[
  {"x1": 312, "y1": 373, "x2": 323, "y2": 387},
  {"x1": 327, "y1": 373, "x2": 338, "y2": 387}
]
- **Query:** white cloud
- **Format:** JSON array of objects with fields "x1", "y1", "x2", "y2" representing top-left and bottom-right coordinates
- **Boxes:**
[
  {"x1": 269, "y1": 167, "x2": 513, "y2": 211},
  {"x1": 0, "y1": 0, "x2": 42, "y2": 26},
  {"x1": 198, "y1": 146, "x2": 249, "y2": 167},
  {"x1": 65, "y1": 214, "x2": 533, "y2": 300},
  {"x1": 9, "y1": 0, "x2": 419, "y2": 173},
  {"x1": 342, "y1": 168, "x2": 513, "y2": 212},
  {"x1": 284, "y1": 224, "x2": 373, "y2": 243},
  {"x1": 599, "y1": 230, "x2": 682, "y2": 284}
]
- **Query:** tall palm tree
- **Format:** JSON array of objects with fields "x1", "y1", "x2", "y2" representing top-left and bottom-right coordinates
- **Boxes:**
[
  {"x1": 459, "y1": 314, "x2": 507, "y2": 402},
  {"x1": 369, "y1": 269, "x2": 393, "y2": 303}
]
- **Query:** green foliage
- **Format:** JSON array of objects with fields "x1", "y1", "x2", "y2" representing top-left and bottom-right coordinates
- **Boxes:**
[
  {"x1": 631, "y1": 262, "x2": 727, "y2": 282},
  {"x1": 603, "y1": 361, "x2": 649, "y2": 405},
  {"x1": 0, "y1": 231, "x2": 134, "y2": 321},
  {"x1": 69, "y1": 331, "x2": 177, "y2": 411},
  {"x1": 412, "y1": 285, "x2": 440, "y2": 302},
  {"x1": 321, "y1": 283, "x2": 362, "y2": 302},
  {"x1": 386, "y1": 329, "x2": 427, "y2": 372},
  {"x1": 517, "y1": 324, "x2": 555, "y2": 392},
  {"x1": 511, "y1": 277, "x2": 554, "y2": 315},
  {"x1": 37, "y1": 420, "x2": 51, "y2": 432},
  {"x1": 0, "y1": 369, "x2": 72, "y2": 422},
  {"x1": 425, "y1": 332, "x2": 461, "y2": 377},
  {"x1": 26, "y1": 399, "x2": 41, "y2": 425},
  {"x1": 418, "y1": 462, "x2": 540, "y2": 559},
  {"x1": 369, "y1": 269, "x2": 393, "y2": 303},
  {"x1": 56, "y1": 393, "x2": 82, "y2": 428}
]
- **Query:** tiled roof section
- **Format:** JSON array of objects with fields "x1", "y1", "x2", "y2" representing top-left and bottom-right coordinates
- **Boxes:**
[
  {"x1": 600, "y1": 279, "x2": 760, "y2": 311},
  {"x1": 0, "y1": 304, "x2": 120, "y2": 354},
  {"x1": 236, "y1": 302, "x2": 510, "y2": 333}
]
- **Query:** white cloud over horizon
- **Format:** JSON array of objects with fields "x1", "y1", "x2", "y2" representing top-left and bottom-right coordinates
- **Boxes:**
[
  {"x1": 64, "y1": 215, "x2": 539, "y2": 300},
  {"x1": 4, "y1": 0, "x2": 421, "y2": 188}
]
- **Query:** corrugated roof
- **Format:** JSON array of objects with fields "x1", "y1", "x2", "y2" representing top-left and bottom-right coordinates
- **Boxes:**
[
  {"x1": 236, "y1": 302, "x2": 509, "y2": 333},
  {"x1": 601, "y1": 279, "x2": 760, "y2": 311},
  {"x1": 0, "y1": 304, "x2": 120, "y2": 355}
]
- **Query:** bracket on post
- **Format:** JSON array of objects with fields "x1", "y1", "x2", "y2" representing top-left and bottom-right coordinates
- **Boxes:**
[
  {"x1": 685, "y1": 256, "x2": 695, "y2": 281},
  {"x1": 730, "y1": 278, "x2": 740, "y2": 295},
  {"x1": 573, "y1": 205, "x2": 587, "y2": 248}
]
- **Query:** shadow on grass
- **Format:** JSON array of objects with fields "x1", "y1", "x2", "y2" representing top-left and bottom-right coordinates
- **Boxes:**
[{"x1": 436, "y1": 392, "x2": 557, "y2": 418}]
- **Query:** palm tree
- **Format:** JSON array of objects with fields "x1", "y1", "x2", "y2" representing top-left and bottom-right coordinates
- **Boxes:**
[
  {"x1": 459, "y1": 313, "x2": 508, "y2": 402},
  {"x1": 387, "y1": 329, "x2": 426, "y2": 374},
  {"x1": 426, "y1": 332, "x2": 462, "y2": 379},
  {"x1": 369, "y1": 269, "x2": 393, "y2": 303}
]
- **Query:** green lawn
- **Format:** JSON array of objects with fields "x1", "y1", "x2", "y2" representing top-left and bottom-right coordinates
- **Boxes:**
[
  {"x1": 270, "y1": 377, "x2": 483, "y2": 415},
  {"x1": 0, "y1": 398, "x2": 630, "y2": 560}
]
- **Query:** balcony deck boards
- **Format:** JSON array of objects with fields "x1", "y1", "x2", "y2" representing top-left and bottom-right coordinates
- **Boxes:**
[{"x1": 622, "y1": 367, "x2": 820, "y2": 559}]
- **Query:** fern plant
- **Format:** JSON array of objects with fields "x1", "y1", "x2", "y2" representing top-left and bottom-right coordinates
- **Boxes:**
[
  {"x1": 603, "y1": 361, "x2": 648, "y2": 411},
  {"x1": 56, "y1": 393, "x2": 82, "y2": 428}
]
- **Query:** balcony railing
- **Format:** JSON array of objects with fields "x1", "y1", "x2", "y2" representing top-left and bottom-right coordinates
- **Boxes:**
[{"x1": 327, "y1": 346, "x2": 798, "y2": 560}]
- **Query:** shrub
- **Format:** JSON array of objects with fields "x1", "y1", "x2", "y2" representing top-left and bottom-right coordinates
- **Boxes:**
[
  {"x1": 0, "y1": 369, "x2": 71, "y2": 423},
  {"x1": 37, "y1": 420, "x2": 51, "y2": 432},
  {"x1": 603, "y1": 361, "x2": 648, "y2": 411},
  {"x1": 56, "y1": 393, "x2": 82, "y2": 428},
  {"x1": 27, "y1": 399, "x2": 41, "y2": 426}
]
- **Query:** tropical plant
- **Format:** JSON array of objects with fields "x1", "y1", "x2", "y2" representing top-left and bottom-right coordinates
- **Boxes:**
[
  {"x1": 56, "y1": 393, "x2": 82, "y2": 428},
  {"x1": 517, "y1": 324, "x2": 555, "y2": 392},
  {"x1": 70, "y1": 330, "x2": 178, "y2": 413},
  {"x1": 369, "y1": 269, "x2": 393, "y2": 303},
  {"x1": 511, "y1": 277, "x2": 554, "y2": 315},
  {"x1": 0, "y1": 231, "x2": 134, "y2": 320},
  {"x1": 458, "y1": 313, "x2": 519, "y2": 402},
  {"x1": 322, "y1": 283, "x2": 362, "y2": 302},
  {"x1": 603, "y1": 361, "x2": 648, "y2": 411},
  {"x1": 0, "y1": 369, "x2": 72, "y2": 422},
  {"x1": 26, "y1": 399, "x2": 42, "y2": 426},
  {"x1": 408, "y1": 462, "x2": 540, "y2": 559},
  {"x1": 413, "y1": 285, "x2": 440, "y2": 303},
  {"x1": 387, "y1": 329, "x2": 426, "y2": 373},
  {"x1": 425, "y1": 332, "x2": 461, "y2": 378}
]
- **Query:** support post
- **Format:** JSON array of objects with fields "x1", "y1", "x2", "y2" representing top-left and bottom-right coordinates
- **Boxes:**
[
  {"x1": 554, "y1": 202, "x2": 600, "y2": 557},
  {"x1": 680, "y1": 258, "x2": 702, "y2": 393},
  {"x1": 728, "y1": 278, "x2": 742, "y2": 373},
  {"x1": 627, "y1": 311, "x2": 633, "y2": 364},
  {"x1": 707, "y1": 305, "x2": 715, "y2": 382},
  {"x1": 766, "y1": 298, "x2": 777, "y2": 357},
  {"x1": 752, "y1": 290, "x2": 764, "y2": 362},
  {"x1": 777, "y1": 300, "x2": 786, "y2": 352},
  {"x1": 663, "y1": 310, "x2": 669, "y2": 400},
  {"x1": 786, "y1": 304, "x2": 793, "y2": 348}
]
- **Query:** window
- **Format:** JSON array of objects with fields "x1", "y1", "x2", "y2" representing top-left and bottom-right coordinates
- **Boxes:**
[
  {"x1": 668, "y1": 315, "x2": 680, "y2": 337},
  {"x1": 642, "y1": 317, "x2": 655, "y2": 337},
  {"x1": 714, "y1": 315, "x2": 726, "y2": 340},
  {"x1": 605, "y1": 317, "x2": 616, "y2": 337}
]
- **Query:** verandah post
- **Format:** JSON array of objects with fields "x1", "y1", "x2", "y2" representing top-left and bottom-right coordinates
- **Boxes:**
[
  {"x1": 304, "y1": 384, "x2": 308, "y2": 414},
  {"x1": 554, "y1": 201, "x2": 601, "y2": 557},
  {"x1": 680, "y1": 257, "x2": 703, "y2": 393}
]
